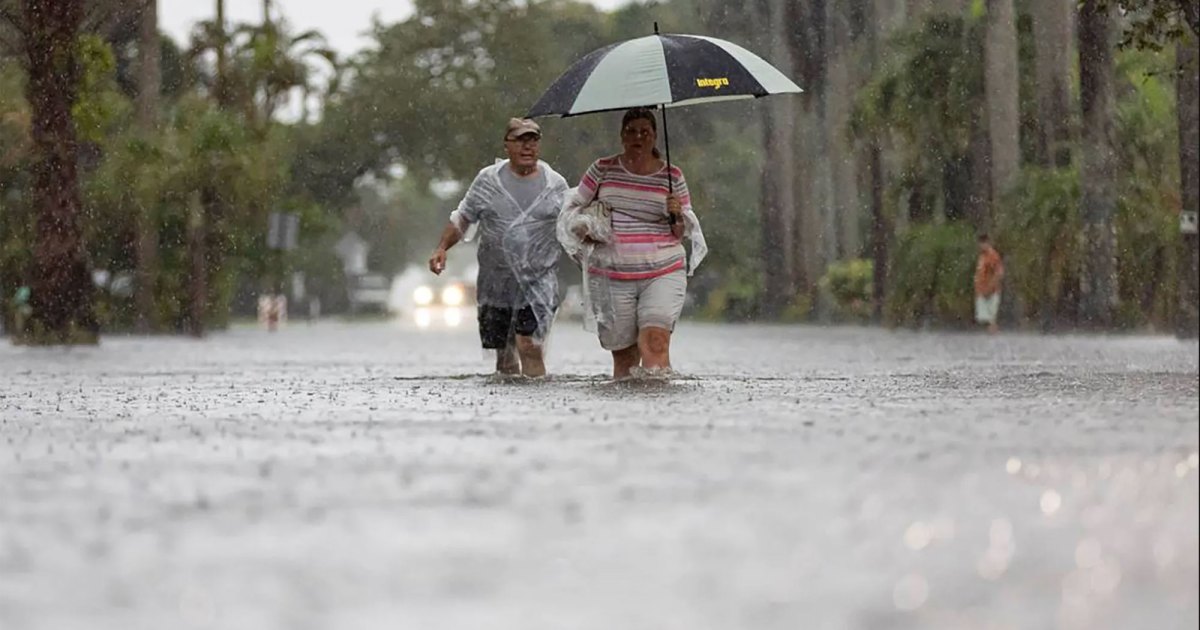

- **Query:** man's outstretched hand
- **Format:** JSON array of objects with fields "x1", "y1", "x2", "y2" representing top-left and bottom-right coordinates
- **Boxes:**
[{"x1": 429, "y1": 249, "x2": 447, "y2": 275}]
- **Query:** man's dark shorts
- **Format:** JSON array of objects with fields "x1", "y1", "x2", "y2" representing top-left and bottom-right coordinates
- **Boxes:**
[{"x1": 478, "y1": 304, "x2": 556, "y2": 350}]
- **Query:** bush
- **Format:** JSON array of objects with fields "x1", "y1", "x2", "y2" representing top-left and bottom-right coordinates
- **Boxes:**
[
  {"x1": 698, "y1": 268, "x2": 763, "y2": 322},
  {"x1": 819, "y1": 258, "x2": 873, "y2": 322},
  {"x1": 885, "y1": 222, "x2": 976, "y2": 328},
  {"x1": 995, "y1": 167, "x2": 1081, "y2": 329}
]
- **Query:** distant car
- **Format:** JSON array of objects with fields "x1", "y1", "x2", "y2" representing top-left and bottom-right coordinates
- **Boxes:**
[
  {"x1": 347, "y1": 273, "x2": 392, "y2": 314},
  {"x1": 389, "y1": 258, "x2": 478, "y2": 330},
  {"x1": 409, "y1": 279, "x2": 474, "y2": 329}
]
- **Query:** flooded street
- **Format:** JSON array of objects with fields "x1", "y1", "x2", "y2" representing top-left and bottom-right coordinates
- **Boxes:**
[{"x1": 1, "y1": 321, "x2": 1197, "y2": 630}]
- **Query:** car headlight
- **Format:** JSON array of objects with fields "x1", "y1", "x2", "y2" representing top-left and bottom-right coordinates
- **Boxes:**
[
  {"x1": 414, "y1": 308, "x2": 432, "y2": 328},
  {"x1": 413, "y1": 286, "x2": 434, "y2": 306},
  {"x1": 441, "y1": 284, "x2": 465, "y2": 307}
]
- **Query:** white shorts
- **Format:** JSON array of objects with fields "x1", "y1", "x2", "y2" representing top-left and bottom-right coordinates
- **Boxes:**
[
  {"x1": 975, "y1": 293, "x2": 1001, "y2": 324},
  {"x1": 588, "y1": 269, "x2": 687, "y2": 351}
]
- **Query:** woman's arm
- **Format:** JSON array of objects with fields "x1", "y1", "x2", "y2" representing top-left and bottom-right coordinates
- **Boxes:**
[
  {"x1": 667, "y1": 196, "x2": 685, "y2": 239},
  {"x1": 668, "y1": 167, "x2": 692, "y2": 239},
  {"x1": 566, "y1": 160, "x2": 603, "y2": 213}
]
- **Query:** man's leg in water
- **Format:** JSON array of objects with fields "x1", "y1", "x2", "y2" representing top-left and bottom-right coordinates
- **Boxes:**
[
  {"x1": 513, "y1": 305, "x2": 552, "y2": 378},
  {"x1": 480, "y1": 305, "x2": 520, "y2": 375},
  {"x1": 496, "y1": 337, "x2": 520, "y2": 375}
]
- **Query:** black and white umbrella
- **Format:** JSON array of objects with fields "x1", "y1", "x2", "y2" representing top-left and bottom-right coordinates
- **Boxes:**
[
  {"x1": 527, "y1": 25, "x2": 801, "y2": 180},
  {"x1": 528, "y1": 28, "x2": 800, "y2": 117}
]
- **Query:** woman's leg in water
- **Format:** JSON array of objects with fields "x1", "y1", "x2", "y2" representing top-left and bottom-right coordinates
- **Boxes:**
[
  {"x1": 634, "y1": 269, "x2": 686, "y2": 372},
  {"x1": 611, "y1": 345, "x2": 640, "y2": 379},
  {"x1": 637, "y1": 327, "x2": 671, "y2": 369}
]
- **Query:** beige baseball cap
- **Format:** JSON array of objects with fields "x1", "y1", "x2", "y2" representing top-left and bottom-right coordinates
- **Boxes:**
[{"x1": 504, "y1": 117, "x2": 542, "y2": 140}]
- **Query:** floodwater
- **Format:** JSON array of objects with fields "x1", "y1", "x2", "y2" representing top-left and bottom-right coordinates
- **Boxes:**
[{"x1": 1, "y1": 320, "x2": 1197, "y2": 630}]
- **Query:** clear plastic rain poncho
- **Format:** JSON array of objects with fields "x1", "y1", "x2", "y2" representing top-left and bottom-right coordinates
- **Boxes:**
[
  {"x1": 449, "y1": 159, "x2": 570, "y2": 344},
  {"x1": 557, "y1": 185, "x2": 707, "y2": 331}
]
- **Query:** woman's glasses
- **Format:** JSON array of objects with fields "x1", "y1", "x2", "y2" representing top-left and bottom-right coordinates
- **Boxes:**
[{"x1": 622, "y1": 127, "x2": 654, "y2": 138}]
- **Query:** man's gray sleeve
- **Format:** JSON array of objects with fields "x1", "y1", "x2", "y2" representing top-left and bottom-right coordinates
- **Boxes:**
[{"x1": 455, "y1": 169, "x2": 491, "y2": 224}]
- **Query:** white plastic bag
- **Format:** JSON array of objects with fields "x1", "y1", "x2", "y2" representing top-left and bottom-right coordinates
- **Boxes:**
[{"x1": 557, "y1": 193, "x2": 615, "y2": 331}]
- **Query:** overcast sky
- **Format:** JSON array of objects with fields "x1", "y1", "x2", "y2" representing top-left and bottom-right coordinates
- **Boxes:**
[{"x1": 161, "y1": 0, "x2": 638, "y2": 55}]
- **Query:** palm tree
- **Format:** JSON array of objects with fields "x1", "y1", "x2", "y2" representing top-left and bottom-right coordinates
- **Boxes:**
[
  {"x1": 134, "y1": 0, "x2": 159, "y2": 333},
  {"x1": 12, "y1": 0, "x2": 98, "y2": 343},
  {"x1": 753, "y1": 0, "x2": 799, "y2": 317},
  {"x1": 1031, "y1": 0, "x2": 1075, "y2": 167},
  {"x1": 1177, "y1": 27, "x2": 1198, "y2": 338},
  {"x1": 189, "y1": 17, "x2": 335, "y2": 128},
  {"x1": 983, "y1": 0, "x2": 1019, "y2": 228},
  {"x1": 1078, "y1": 0, "x2": 1119, "y2": 327},
  {"x1": 228, "y1": 20, "x2": 336, "y2": 127}
]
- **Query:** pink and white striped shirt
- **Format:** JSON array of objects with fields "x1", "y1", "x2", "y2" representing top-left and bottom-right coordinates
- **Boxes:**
[{"x1": 570, "y1": 155, "x2": 692, "y2": 280}]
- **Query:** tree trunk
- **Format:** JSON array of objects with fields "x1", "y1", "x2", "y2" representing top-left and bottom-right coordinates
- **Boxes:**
[
  {"x1": 300, "y1": 83, "x2": 311, "y2": 125},
  {"x1": 21, "y1": 0, "x2": 97, "y2": 344},
  {"x1": 757, "y1": 0, "x2": 799, "y2": 317},
  {"x1": 134, "y1": 0, "x2": 161, "y2": 334},
  {"x1": 182, "y1": 0, "x2": 224, "y2": 337},
  {"x1": 866, "y1": 0, "x2": 905, "y2": 321},
  {"x1": 185, "y1": 192, "x2": 207, "y2": 337},
  {"x1": 868, "y1": 142, "x2": 888, "y2": 322},
  {"x1": 788, "y1": 0, "x2": 829, "y2": 299},
  {"x1": 1178, "y1": 35, "x2": 1199, "y2": 338},
  {"x1": 136, "y1": 0, "x2": 160, "y2": 131},
  {"x1": 1031, "y1": 0, "x2": 1074, "y2": 167},
  {"x1": 966, "y1": 108, "x2": 992, "y2": 225},
  {"x1": 1078, "y1": 0, "x2": 1119, "y2": 328},
  {"x1": 215, "y1": 0, "x2": 229, "y2": 108},
  {"x1": 983, "y1": 0, "x2": 1020, "y2": 228},
  {"x1": 909, "y1": 0, "x2": 960, "y2": 16},
  {"x1": 828, "y1": 1, "x2": 861, "y2": 260}
]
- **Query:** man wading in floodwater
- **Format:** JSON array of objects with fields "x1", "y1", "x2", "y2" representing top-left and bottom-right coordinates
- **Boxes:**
[{"x1": 428, "y1": 118, "x2": 569, "y2": 377}]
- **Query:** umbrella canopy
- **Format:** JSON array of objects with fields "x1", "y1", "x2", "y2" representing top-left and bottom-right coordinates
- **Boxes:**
[{"x1": 527, "y1": 32, "x2": 801, "y2": 118}]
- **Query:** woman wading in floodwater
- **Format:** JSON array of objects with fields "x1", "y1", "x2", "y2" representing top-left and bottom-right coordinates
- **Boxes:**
[{"x1": 563, "y1": 107, "x2": 706, "y2": 379}]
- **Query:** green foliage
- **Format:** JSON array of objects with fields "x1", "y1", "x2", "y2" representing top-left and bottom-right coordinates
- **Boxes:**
[
  {"x1": 698, "y1": 265, "x2": 764, "y2": 322},
  {"x1": 4, "y1": 0, "x2": 1191, "y2": 336},
  {"x1": 354, "y1": 175, "x2": 450, "y2": 277},
  {"x1": 851, "y1": 16, "x2": 982, "y2": 157},
  {"x1": 338, "y1": 0, "x2": 610, "y2": 185},
  {"x1": 1112, "y1": 46, "x2": 1181, "y2": 328},
  {"x1": 819, "y1": 258, "x2": 874, "y2": 322},
  {"x1": 995, "y1": 46, "x2": 1181, "y2": 331},
  {"x1": 885, "y1": 222, "x2": 977, "y2": 328},
  {"x1": 851, "y1": 9, "x2": 1045, "y2": 222},
  {"x1": 1094, "y1": 0, "x2": 1199, "y2": 50},
  {"x1": 995, "y1": 166, "x2": 1080, "y2": 326},
  {"x1": 675, "y1": 107, "x2": 764, "y2": 316},
  {"x1": 74, "y1": 35, "x2": 130, "y2": 144},
  {"x1": 850, "y1": 14, "x2": 986, "y2": 221}
]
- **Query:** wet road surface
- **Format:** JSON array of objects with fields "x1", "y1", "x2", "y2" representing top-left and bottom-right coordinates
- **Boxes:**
[{"x1": 1, "y1": 321, "x2": 1197, "y2": 630}]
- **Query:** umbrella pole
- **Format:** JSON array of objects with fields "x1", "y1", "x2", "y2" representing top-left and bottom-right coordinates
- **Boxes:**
[{"x1": 660, "y1": 104, "x2": 673, "y2": 192}]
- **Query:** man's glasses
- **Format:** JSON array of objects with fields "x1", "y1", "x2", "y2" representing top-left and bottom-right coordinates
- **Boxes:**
[{"x1": 505, "y1": 136, "x2": 540, "y2": 145}]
